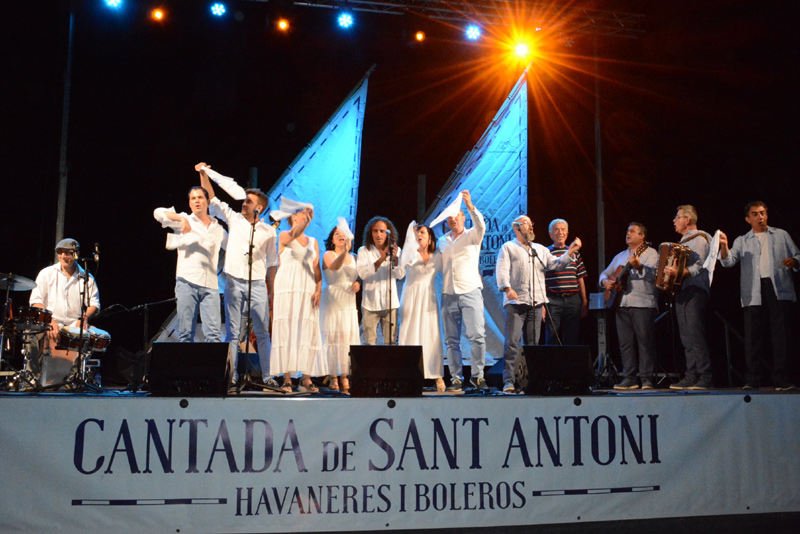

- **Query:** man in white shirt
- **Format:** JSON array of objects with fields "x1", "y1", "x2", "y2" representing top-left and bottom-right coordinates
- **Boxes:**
[
  {"x1": 197, "y1": 163, "x2": 278, "y2": 386},
  {"x1": 435, "y1": 190, "x2": 487, "y2": 391},
  {"x1": 154, "y1": 185, "x2": 227, "y2": 343},
  {"x1": 28, "y1": 238, "x2": 101, "y2": 379},
  {"x1": 496, "y1": 215, "x2": 582, "y2": 393},
  {"x1": 356, "y1": 216, "x2": 403, "y2": 345}
]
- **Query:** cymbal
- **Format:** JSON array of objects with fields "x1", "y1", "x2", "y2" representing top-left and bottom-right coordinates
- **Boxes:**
[{"x1": 0, "y1": 273, "x2": 36, "y2": 292}]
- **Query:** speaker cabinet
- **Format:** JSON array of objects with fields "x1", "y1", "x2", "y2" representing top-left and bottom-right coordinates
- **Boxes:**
[
  {"x1": 148, "y1": 342, "x2": 229, "y2": 396},
  {"x1": 523, "y1": 345, "x2": 593, "y2": 396},
  {"x1": 349, "y1": 345, "x2": 424, "y2": 398}
]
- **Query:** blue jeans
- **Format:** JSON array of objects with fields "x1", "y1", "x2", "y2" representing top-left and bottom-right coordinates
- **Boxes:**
[
  {"x1": 442, "y1": 288, "x2": 485, "y2": 380},
  {"x1": 502, "y1": 303, "x2": 542, "y2": 384},
  {"x1": 224, "y1": 275, "x2": 270, "y2": 382},
  {"x1": 175, "y1": 278, "x2": 222, "y2": 343}
]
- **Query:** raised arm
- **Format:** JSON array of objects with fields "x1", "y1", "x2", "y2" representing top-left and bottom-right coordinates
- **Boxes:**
[{"x1": 195, "y1": 162, "x2": 216, "y2": 200}]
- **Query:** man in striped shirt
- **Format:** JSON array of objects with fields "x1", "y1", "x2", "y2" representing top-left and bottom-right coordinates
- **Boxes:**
[{"x1": 544, "y1": 219, "x2": 588, "y2": 345}]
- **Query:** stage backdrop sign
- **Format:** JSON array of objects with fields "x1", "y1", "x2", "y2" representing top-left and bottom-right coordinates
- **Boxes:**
[
  {"x1": 1, "y1": 394, "x2": 799, "y2": 532},
  {"x1": 424, "y1": 67, "x2": 529, "y2": 364}
]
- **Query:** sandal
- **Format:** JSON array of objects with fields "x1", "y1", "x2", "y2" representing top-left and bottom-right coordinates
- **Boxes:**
[
  {"x1": 329, "y1": 376, "x2": 340, "y2": 391},
  {"x1": 340, "y1": 376, "x2": 350, "y2": 395},
  {"x1": 280, "y1": 382, "x2": 293, "y2": 393},
  {"x1": 435, "y1": 378, "x2": 445, "y2": 393}
]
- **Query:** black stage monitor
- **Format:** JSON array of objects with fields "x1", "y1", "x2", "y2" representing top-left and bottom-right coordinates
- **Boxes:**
[
  {"x1": 523, "y1": 345, "x2": 593, "y2": 396},
  {"x1": 349, "y1": 345, "x2": 424, "y2": 398},
  {"x1": 148, "y1": 342, "x2": 229, "y2": 397}
]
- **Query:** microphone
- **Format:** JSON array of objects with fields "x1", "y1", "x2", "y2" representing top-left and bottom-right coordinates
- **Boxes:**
[
  {"x1": 384, "y1": 229, "x2": 392, "y2": 235},
  {"x1": 94, "y1": 243, "x2": 100, "y2": 263}
]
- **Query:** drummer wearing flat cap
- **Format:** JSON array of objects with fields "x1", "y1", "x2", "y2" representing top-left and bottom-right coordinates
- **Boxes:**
[{"x1": 26, "y1": 238, "x2": 101, "y2": 376}]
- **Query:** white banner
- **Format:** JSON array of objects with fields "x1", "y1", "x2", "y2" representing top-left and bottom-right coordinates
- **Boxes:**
[{"x1": 2, "y1": 394, "x2": 799, "y2": 532}]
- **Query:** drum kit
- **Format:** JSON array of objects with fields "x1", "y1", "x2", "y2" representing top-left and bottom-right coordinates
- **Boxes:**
[{"x1": 1, "y1": 273, "x2": 110, "y2": 392}]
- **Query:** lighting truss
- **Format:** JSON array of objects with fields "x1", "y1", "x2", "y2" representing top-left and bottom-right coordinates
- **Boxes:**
[{"x1": 289, "y1": 0, "x2": 644, "y2": 38}]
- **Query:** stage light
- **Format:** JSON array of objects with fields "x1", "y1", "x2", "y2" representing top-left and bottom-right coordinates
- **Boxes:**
[
  {"x1": 150, "y1": 8, "x2": 165, "y2": 21},
  {"x1": 337, "y1": 12, "x2": 353, "y2": 29},
  {"x1": 210, "y1": 3, "x2": 226, "y2": 16},
  {"x1": 415, "y1": 31, "x2": 425, "y2": 42},
  {"x1": 104, "y1": 0, "x2": 122, "y2": 8},
  {"x1": 465, "y1": 25, "x2": 480, "y2": 40},
  {"x1": 277, "y1": 18, "x2": 290, "y2": 31},
  {"x1": 515, "y1": 43, "x2": 530, "y2": 58}
]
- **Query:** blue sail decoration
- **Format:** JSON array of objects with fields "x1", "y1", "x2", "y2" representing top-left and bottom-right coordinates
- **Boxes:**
[
  {"x1": 268, "y1": 66, "x2": 374, "y2": 243},
  {"x1": 424, "y1": 67, "x2": 529, "y2": 366}
]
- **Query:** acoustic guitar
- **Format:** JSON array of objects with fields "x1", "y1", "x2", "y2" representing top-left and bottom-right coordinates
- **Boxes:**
[{"x1": 603, "y1": 241, "x2": 651, "y2": 308}]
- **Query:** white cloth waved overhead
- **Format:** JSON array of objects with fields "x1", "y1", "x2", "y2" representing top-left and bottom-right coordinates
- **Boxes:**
[
  {"x1": 429, "y1": 192, "x2": 463, "y2": 228},
  {"x1": 270, "y1": 196, "x2": 314, "y2": 222},
  {"x1": 704, "y1": 229, "x2": 721, "y2": 286},
  {"x1": 336, "y1": 217, "x2": 355, "y2": 243},
  {"x1": 199, "y1": 165, "x2": 247, "y2": 200}
]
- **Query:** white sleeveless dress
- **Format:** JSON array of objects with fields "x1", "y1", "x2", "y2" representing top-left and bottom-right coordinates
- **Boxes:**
[
  {"x1": 398, "y1": 252, "x2": 444, "y2": 378},
  {"x1": 321, "y1": 254, "x2": 360, "y2": 375},
  {"x1": 270, "y1": 238, "x2": 323, "y2": 376}
]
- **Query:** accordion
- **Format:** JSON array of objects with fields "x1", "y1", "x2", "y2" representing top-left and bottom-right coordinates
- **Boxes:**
[{"x1": 655, "y1": 242, "x2": 691, "y2": 296}]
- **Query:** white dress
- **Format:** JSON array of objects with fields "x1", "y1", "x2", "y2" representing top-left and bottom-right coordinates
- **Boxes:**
[
  {"x1": 398, "y1": 252, "x2": 444, "y2": 379},
  {"x1": 270, "y1": 237, "x2": 323, "y2": 376},
  {"x1": 321, "y1": 254, "x2": 360, "y2": 375}
]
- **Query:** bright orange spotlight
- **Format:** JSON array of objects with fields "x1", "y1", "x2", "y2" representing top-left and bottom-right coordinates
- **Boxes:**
[
  {"x1": 277, "y1": 18, "x2": 289, "y2": 31},
  {"x1": 514, "y1": 42, "x2": 530, "y2": 58},
  {"x1": 415, "y1": 31, "x2": 426, "y2": 42},
  {"x1": 150, "y1": 8, "x2": 165, "y2": 21}
]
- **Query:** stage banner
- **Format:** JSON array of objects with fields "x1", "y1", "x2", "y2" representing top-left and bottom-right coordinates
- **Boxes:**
[
  {"x1": 423, "y1": 67, "x2": 529, "y2": 364},
  {"x1": 268, "y1": 66, "x2": 374, "y2": 245},
  {"x1": 2, "y1": 393, "x2": 799, "y2": 533}
]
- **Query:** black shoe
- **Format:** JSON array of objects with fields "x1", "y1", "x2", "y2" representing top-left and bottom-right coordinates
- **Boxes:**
[
  {"x1": 613, "y1": 378, "x2": 640, "y2": 390},
  {"x1": 688, "y1": 377, "x2": 714, "y2": 390},
  {"x1": 446, "y1": 378, "x2": 463, "y2": 392},
  {"x1": 670, "y1": 377, "x2": 695, "y2": 390},
  {"x1": 470, "y1": 376, "x2": 488, "y2": 390},
  {"x1": 641, "y1": 378, "x2": 654, "y2": 390}
]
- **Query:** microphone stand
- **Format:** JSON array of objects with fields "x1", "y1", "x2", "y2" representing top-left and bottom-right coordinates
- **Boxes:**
[
  {"x1": 385, "y1": 234, "x2": 395, "y2": 346},
  {"x1": 239, "y1": 210, "x2": 281, "y2": 394},
  {"x1": 63, "y1": 254, "x2": 101, "y2": 392},
  {"x1": 529, "y1": 242, "x2": 562, "y2": 346}
]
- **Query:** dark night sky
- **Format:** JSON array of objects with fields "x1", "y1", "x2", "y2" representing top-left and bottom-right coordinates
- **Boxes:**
[{"x1": 2, "y1": 0, "x2": 799, "y2": 376}]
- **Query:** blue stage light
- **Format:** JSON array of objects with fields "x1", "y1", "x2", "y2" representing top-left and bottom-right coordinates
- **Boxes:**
[
  {"x1": 337, "y1": 12, "x2": 353, "y2": 29},
  {"x1": 210, "y1": 3, "x2": 226, "y2": 16},
  {"x1": 104, "y1": 0, "x2": 122, "y2": 8},
  {"x1": 465, "y1": 25, "x2": 481, "y2": 40}
]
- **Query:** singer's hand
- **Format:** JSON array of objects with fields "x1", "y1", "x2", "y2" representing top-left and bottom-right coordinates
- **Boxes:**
[
  {"x1": 506, "y1": 288, "x2": 519, "y2": 301},
  {"x1": 194, "y1": 162, "x2": 209, "y2": 172},
  {"x1": 461, "y1": 189, "x2": 474, "y2": 211},
  {"x1": 350, "y1": 280, "x2": 361, "y2": 293},
  {"x1": 391, "y1": 244, "x2": 400, "y2": 265},
  {"x1": 179, "y1": 216, "x2": 191, "y2": 235},
  {"x1": 312, "y1": 290, "x2": 321, "y2": 308},
  {"x1": 568, "y1": 237, "x2": 582, "y2": 253}
]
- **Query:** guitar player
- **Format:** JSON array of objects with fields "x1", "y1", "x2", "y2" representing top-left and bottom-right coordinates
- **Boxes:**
[{"x1": 599, "y1": 223, "x2": 659, "y2": 390}]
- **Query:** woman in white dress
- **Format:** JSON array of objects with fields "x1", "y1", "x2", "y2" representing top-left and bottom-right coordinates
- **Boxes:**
[
  {"x1": 270, "y1": 207, "x2": 323, "y2": 392},
  {"x1": 321, "y1": 225, "x2": 361, "y2": 394},
  {"x1": 398, "y1": 223, "x2": 445, "y2": 392}
]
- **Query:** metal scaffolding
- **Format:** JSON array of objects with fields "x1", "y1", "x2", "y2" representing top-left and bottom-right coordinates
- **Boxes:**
[{"x1": 292, "y1": 0, "x2": 645, "y2": 39}]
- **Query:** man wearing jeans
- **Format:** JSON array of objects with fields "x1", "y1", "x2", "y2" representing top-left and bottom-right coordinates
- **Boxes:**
[
  {"x1": 197, "y1": 163, "x2": 278, "y2": 387},
  {"x1": 435, "y1": 190, "x2": 487, "y2": 391},
  {"x1": 154, "y1": 186, "x2": 227, "y2": 343}
]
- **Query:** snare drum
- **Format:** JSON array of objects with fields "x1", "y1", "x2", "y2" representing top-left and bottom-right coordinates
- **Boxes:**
[
  {"x1": 17, "y1": 306, "x2": 52, "y2": 334},
  {"x1": 57, "y1": 325, "x2": 90, "y2": 352},
  {"x1": 88, "y1": 327, "x2": 111, "y2": 352}
]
